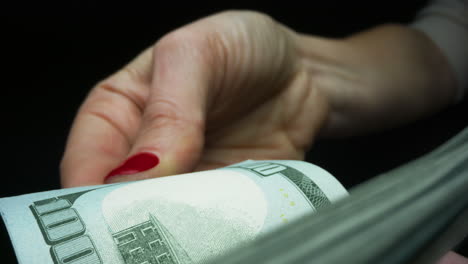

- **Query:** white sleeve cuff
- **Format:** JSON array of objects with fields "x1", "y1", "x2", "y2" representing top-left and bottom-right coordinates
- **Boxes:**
[{"x1": 411, "y1": 0, "x2": 468, "y2": 102}]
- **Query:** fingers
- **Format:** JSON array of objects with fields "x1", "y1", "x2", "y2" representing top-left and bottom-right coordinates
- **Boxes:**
[
  {"x1": 103, "y1": 29, "x2": 216, "y2": 183},
  {"x1": 62, "y1": 11, "x2": 285, "y2": 185},
  {"x1": 60, "y1": 48, "x2": 153, "y2": 187}
]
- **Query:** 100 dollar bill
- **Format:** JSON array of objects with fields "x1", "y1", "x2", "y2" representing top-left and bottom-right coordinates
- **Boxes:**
[{"x1": 0, "y1": 160, "x2": 347, "y2": 264}]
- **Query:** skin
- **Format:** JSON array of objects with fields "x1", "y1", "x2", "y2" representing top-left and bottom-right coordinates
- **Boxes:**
[
  {"x1": 437, "y1": 252, "x2": 468, "y2": 264},
  {"x1": 59, "y1": 11, "x2": 464, "y2": 262}
]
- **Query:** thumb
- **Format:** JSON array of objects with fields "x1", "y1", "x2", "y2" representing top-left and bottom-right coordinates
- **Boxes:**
[{"x1": 104, "y1": 31, "x2": 215, "y2": 183}]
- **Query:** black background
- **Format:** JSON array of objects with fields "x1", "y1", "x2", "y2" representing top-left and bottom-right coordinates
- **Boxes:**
[{"x1": 1, "y1": 1, "x2": 467, "y2": 262}]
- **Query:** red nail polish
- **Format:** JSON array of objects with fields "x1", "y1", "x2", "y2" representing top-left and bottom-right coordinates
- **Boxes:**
[{"x1": 105, "y1": 152, "x2": 159, "y2": 181}]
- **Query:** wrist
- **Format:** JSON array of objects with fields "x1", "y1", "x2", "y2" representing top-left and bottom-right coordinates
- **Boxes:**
[
  {"x1": 292, "y1": 32, "x2": 364, "y2": 137},
  {"x1": 294, "y1": 24, "x2": 457, "y2": 137}
]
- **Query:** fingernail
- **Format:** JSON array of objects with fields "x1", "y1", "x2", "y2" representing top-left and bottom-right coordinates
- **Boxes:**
[{"x1": 105, "y1": 152, "x2": 159, "y2": 181}]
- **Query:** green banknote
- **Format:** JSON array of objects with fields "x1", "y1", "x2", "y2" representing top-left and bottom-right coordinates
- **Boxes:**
[{"x1": 0, "y1": 160, "x2": 347, "y2": 264}]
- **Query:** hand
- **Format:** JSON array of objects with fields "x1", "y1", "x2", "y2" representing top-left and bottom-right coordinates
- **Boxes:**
[
  {"x1": 60, "y1": 11, "x2": 464, "y2": 261},
  {"x1": 61, "y1": 10, "x2": 457, "y2": 187},
  {"x1": 60, "y1": 11, "x2": 330, "y2": 187}
]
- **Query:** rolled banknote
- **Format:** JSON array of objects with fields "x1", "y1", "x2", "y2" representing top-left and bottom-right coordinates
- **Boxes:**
[{"x1": 0, "y1": 160, "x2": 347, "y2": 264}]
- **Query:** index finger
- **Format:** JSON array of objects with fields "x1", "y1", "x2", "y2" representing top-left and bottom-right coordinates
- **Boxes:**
[{"x1": 60, "y1": 47, "x2": 153, "y2": 187}]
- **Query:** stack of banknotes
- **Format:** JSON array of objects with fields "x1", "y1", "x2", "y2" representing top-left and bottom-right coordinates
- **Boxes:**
[{"x1": 1, "y1": 128, "x2": 468, "y2": 263}]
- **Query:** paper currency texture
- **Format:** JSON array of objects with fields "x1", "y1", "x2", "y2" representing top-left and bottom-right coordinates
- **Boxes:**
[{"x1": 0, "y1": 160, "x2": 347, "y2": 264}]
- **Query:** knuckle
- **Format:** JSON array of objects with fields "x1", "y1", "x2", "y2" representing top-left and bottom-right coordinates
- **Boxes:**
[
  {"x1": 217, "y1": 9, "x2": 269, "y2": 19},
  {"x1": 219, "y1": 10, "x2": 275, "y2": 27},
  {"x1": 154, "y1": 28, "x2": 199, "y2": 54},
  {"x1": 144, "y1": 99, "x2": 180, "y2": 124},
  {"x1": 143, "y1": 99, "x2": 204, "y2": 133},
  {"x1": 119, "y1": 66, "x2": 143, "y2": 82},
  {"x1": 153, "y1": 26, "x2": 225, "y2": 73},
  {"x1": 94, "y1": 66, "x2": 143, "y2": 90}
]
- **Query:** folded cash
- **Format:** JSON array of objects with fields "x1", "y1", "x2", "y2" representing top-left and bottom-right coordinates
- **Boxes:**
[
  {"x1": 3, "y1": 127, "x2": 468, "y2": 264},
  {"x1": 0, "y1": 160, "x2": 347, "y2": 264},
  {"x1": 208, "y1": 128, "x2": 468, "y2": 264}
]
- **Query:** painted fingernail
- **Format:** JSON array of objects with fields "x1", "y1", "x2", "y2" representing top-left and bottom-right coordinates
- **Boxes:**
[{"x1": 105, "y1": 152, "x2": 159, "y2": 181}]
